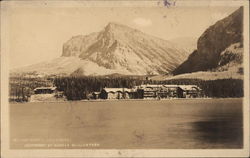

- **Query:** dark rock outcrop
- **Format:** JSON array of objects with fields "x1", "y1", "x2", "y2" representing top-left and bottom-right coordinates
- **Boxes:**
[{"x1": 173, "y1": 7, "x2": 243, "y2": 75}]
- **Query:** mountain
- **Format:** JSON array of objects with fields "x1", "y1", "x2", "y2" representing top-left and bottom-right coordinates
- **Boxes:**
[
  {"x1": 13, "y1": 22, "x2": 190, "y2": 76},
  {"x1": 173, "y1": 7, "x2": 243, "y2": 75}
]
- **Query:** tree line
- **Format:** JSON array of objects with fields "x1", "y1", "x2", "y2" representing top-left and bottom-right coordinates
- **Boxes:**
[
  {"x1": 9, "y1": 75, "x2": 243, "y2": 102},
  {"x1": 54, "y1": 76, "x2": 243, "y2": 100}
]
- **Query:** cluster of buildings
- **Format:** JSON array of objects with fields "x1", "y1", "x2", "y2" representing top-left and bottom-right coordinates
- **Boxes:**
[
  {"x1": 32, "y1": 84, "x2": 204, "y2": 101},
  {"x1": 91, "y1": 84, "x2": 203, "y2": 100}
]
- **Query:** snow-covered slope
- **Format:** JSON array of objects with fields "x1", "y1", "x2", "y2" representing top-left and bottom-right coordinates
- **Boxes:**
[
  {"x1": 13, "y1": 22, "x2": 190, "y2": 76},
  {"x1": 12, "y1": 57, "x2": 136, "y2": 76}
]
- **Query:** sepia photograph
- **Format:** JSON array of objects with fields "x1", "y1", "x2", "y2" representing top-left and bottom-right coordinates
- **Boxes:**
[{"x1": 1, "y1": 0, "x2": 249, "y2": 157}]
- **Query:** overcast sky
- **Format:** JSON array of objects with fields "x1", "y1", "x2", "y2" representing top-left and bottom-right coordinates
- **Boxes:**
[{"x1": 4, "y1": 3, "x2": 238, "y2": 68}]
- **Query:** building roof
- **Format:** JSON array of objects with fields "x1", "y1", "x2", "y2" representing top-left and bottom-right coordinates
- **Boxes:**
[
  {"x1": 34, "y1": 86, "x2": 57, "y2": 91},
  {"x1": 103, "y1": 88, "x2": 132, "y2": 93}
]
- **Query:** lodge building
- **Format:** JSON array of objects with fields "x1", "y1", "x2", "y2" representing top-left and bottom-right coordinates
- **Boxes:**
[{"x1": 31, "y1": 86, "x2": 64, "y2": 102}]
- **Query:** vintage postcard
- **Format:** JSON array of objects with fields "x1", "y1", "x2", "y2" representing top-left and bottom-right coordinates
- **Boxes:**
[{"x1": 1, "y1": 0, "x2": 249, "y2": 157}]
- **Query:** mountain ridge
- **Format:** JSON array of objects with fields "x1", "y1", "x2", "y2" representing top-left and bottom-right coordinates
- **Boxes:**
[{"x1": 13, "y1": 22, "x2": 190, "y2": 76}]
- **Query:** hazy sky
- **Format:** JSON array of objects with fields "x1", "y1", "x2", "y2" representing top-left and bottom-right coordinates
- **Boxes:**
[{"x1": 5, "y1": 4, "x2": 238, "y2": 68}]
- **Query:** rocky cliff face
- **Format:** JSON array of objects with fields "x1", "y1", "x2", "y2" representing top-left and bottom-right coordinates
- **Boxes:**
[
  {"x1": 75, "y1": 22, "x2": 189, "y2": 74},
  {"x1": 173, "y1": 7, "x2": 243, "y2": 75},
  {"x1": 62, "y1": 32, "x2": 99, "y2": 57},
  {"x1": 60, "y1": 22, "x2": 190, "y2": 75},
  {"x1": 217, "y1": 42, "x2": 243, "y2": 72}
]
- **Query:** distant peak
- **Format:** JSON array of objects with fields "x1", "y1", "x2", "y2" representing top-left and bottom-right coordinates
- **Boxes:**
[
  {"x1": 106, "y1": 22, "x2": 123, "y2": 27},
  {"x1": 104, "y1": 22, "x2": 134, "y2": 32}
]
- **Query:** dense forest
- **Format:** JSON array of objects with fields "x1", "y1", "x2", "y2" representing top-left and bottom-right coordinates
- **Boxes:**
[{"x1": 9, "y1": 75, "x2": 243, "y2": 102}]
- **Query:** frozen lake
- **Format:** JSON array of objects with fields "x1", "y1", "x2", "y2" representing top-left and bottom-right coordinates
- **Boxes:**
[{"x1": 10, "y1": 98, "x2": 243, "y2": 149}]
